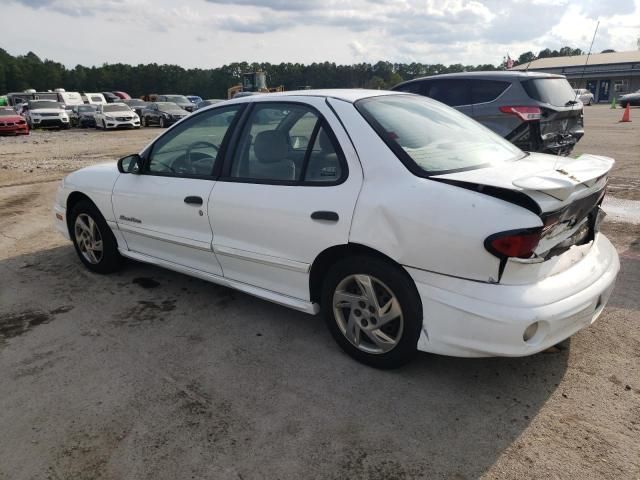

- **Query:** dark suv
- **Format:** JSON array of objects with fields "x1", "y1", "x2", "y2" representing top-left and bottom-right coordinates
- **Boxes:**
[{"x1": 392, "y1": 72, "x2": 584, "y2": 155}]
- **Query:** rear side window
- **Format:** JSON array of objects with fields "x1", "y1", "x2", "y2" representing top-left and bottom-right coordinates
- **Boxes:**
[
  {"x1": 472, "y1": 80, "x2": 510, "y2": 104},
  {"x1": 522, "y1": 78, "x2": 576, "y2": 107},
  {"x1": 356, "y1": 95, "x2": 523, "y2": 176}
]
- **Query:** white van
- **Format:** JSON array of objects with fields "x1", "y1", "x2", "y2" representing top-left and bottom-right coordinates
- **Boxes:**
[{"x1": 83, "y1": 93, "x2": 107, "y2": 105}]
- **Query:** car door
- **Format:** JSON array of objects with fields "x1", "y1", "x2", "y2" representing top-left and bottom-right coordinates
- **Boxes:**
[
  {"x1": 209, "y1": 97, "x2": 363, "y2": 301},
  {"x1": 112, "y1": 104, "x2": 244, "y2": 276}
]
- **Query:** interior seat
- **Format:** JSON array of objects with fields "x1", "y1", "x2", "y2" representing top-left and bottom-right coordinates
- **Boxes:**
[{"x1": 251, "y1": 130, "x2": 296, "y2": 181}]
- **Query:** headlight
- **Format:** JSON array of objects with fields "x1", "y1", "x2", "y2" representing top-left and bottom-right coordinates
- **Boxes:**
[{"x1": 105, "y1": 115, "x2": 114, "y2": 120}]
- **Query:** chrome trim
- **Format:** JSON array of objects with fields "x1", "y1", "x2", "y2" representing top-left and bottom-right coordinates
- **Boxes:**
[{"x1": 213, "y1": 245, "x2": 310, "y2": 273}]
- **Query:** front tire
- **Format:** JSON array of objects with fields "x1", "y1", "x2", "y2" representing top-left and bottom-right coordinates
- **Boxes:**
[
  {"x1": 69, "y1": 200, "x2": 123, "y2": 274},
  {"x1": 159, "y1": 116, "x2": 166, "y2": 128},
  {"x1": 321, "y1": 255, "x2": 422, "y2": 369}
]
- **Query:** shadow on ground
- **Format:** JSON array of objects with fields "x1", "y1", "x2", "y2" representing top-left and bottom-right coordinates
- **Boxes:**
[{"x1": 0, "y1": 245, "x2": 582, "y2": 480}]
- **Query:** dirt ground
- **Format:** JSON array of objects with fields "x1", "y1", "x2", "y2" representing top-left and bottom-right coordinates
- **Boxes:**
[{"x1": 0, "y1": 105, "x2": 638, "y2": 479}]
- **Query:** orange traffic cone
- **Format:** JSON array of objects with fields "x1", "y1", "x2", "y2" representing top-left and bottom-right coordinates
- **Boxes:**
[{"x1": 619, "y1": 103, "x2": 631, "y2": 122}]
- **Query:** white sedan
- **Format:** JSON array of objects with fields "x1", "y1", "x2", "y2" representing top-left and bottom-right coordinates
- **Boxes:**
[
  {"x1": 574, "y1": 88, "x2": 595, "y2": 106},
  {"x1": 94, "y1": 102, "x2": 140, "y2": 129},
  {"x1": 53, "y1": 90, "x2": 619, "y2": 368}
]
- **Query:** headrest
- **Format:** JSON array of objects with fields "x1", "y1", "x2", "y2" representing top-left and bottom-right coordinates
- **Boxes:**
[
  {"x1": 254, "y1": 130, "x2": 288, "y2": 164},
  {"x1": 318, "y1": 129, "x2": 334, "y2": 152}
]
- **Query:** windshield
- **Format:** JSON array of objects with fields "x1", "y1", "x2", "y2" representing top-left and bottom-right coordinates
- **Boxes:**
[
  {"x1": 125, "y1": 99, "x2": 146, "y2": 106},
  {"x1": 29, "y1": 101, "x2": 62, "y2": 110},
  {"x1": 164, "y1": 95, "x2": 190, "y2": 104},
  {"x1": 522, "y1": 78, "x2": 577, "y2": 106},
  {"x1": 0, "y1": 108, "x2": 16, "y2": 116},
  {"x1": 355, "y1": 95, "x2": 523, "y2": 175},
  {"x1": 103, "y1": 104, "x2": 131, "y2": 113},
  {"x1": 79, "y1": 105, "x2": 97, "y2": 112},
  {"x1": 156, "y1": 102, "x2": 185, "y2": 112}
]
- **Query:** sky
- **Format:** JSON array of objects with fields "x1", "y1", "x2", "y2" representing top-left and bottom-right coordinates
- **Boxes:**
[{"x1": 3, "y1": 0, "x2": 640, "y2": 68}]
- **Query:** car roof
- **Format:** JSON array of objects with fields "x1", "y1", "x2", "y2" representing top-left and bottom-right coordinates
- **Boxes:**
[
  {"x1": 224, "y1": 89, "x2": 403, "y2": 105},
  {"x1": 394, "y1": 70, "x2": 565, "y2": 87}
]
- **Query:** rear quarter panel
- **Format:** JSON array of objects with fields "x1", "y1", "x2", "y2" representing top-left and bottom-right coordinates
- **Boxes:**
[{"x1": 328, "y1": 97, "x2": 543, "y2": 283}]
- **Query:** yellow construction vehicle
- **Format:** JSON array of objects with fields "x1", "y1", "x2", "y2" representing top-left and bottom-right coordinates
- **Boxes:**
[{"x1": 227, "y1": 71, "x2": 284, "y2": 99}]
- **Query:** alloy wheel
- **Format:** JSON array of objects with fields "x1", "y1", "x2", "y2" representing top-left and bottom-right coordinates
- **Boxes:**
[
  {"x1": 74, "y1": 213, "x2": 104, "y2": 264},
  {"x1": 332, "y1": 274, "x2": 404, "y2": 354}
]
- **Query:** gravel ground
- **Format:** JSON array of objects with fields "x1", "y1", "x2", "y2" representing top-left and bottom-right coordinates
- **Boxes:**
[{"x1": 0, "y1": 106, "x2": 638, "y2": 479}]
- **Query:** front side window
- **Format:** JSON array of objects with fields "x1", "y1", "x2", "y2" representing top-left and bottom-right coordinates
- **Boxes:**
[
  {"x1": 356, "y1": 95, "x2": 524, "y2": 176},
  {"x1": 147, "y1": 106, "x2": 241, "y2": 177},
  {"x1": 425, "y1": 79, "x2": 472, "y2": 107},
  {"x1": 229, "y1": 103, "x2": 343, "y2": 184}
]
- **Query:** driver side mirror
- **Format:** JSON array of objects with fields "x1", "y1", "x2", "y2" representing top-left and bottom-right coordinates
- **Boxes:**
[{"x1": 117, "y1": 154, "x2": 142, "y2": 174}]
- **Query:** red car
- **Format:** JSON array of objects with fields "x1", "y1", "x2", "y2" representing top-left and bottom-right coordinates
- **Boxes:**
[{"x1": 0, "y1": 107, "x2": 29, "y2": 135}]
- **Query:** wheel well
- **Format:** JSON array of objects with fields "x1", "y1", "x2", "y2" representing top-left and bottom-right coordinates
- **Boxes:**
[
  {"x1": 308, "y1": 243, "x2": 408, "y2": 304},
  {"x1": 65, "y1": 191, "x2": 94, "y2": 232}
]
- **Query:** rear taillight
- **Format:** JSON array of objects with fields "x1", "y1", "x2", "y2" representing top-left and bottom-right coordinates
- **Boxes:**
[
  {"x1": 485, "y1": 228, "x2": 542, "y2": 259},
  {"x1": 499, "y1": 106, "x2": 542, "y2": 121}
]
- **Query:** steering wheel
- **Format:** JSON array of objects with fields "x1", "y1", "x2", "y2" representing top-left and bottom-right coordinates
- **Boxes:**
[{"x1": 184, "y1": 141, "x2": 219, "y2": 173}]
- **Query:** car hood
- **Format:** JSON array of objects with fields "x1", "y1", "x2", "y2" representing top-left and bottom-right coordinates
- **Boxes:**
[
  {"x1": 0, "y1": 115, "x2": 24, "y2": 122},
  {"x1": 31, "y1": 108, "x2": 65, "y2": 114}
]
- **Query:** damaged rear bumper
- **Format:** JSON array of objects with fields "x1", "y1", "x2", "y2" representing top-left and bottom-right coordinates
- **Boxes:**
[{"x1": 406, "y1": 233, "x2": 619, "y2": 357}]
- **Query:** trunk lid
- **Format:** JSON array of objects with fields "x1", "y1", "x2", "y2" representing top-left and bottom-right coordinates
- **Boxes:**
[{"x1": 434, "y1": 152, "x2": 613, "y2": 258}]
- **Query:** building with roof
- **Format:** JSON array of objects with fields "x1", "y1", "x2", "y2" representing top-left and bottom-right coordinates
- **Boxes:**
[{"x1": 510, "y1": 50, "x2": 640, "y2": 103}]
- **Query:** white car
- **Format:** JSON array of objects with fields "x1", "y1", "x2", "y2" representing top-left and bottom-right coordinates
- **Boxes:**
[
  {"x1": 94, "y1": 103, "x2": 140, "y2": 130},
  {"x1": 24, "y1": 100, "x2": 70, "y2": 129},
  {"x1": 574, "y1": 88, "x2": 594, "y2": 105},
  {"x1": 53, "y1": 90, "x2": 619, "y2": 368}
]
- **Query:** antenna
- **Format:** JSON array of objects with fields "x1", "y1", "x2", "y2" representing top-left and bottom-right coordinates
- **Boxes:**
[
  {"x1": 555, "y1": 20, "x2": 599, "y2": 170},
  {"x1": 575, "y1": 20, "x2": 600, "y2": 101}
]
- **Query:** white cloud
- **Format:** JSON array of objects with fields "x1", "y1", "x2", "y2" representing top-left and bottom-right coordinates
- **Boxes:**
[{"x1": 3, "y1": 0, "x2": 639, "y2": 67}]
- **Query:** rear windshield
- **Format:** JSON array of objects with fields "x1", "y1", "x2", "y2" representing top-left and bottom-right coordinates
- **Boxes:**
[
  {"x1": 356, "y1": 95, "x2": 523, "y2": 175},
  {"x1": 522, "y1": 78, "x2": 576, "y2": 106},
  {"x1": 0, "y1": 108, "x2": 16, "y2": 116}
]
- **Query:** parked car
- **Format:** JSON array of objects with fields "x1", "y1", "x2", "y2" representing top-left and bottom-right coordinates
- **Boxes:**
[
  {"x1": 69, "y1": 104, "x2": 99, "y2": 128},
  {"x1": 24, "y1": 100, "x2": 70, "y2": 129},
  {"x1": 392, "y1": 72, "x2": 584, "y2": 156},
  {"x1": 101, "y1": 92, "x2": 121, "y2": 103},
  {"x1": 120, "y1": 99, "x2": 149, "y2": 118},
  {"x1": 94, "y1": 103, "x2": 140, "y2": 129},
  {"x1": 155, "y1": 94, "x2": 195, "y2": 112},
  {"x1": 140, "y1": 102, "x2": 189, "y2": 127},
  {"x1": 618, "y1": 89, "x2": 640, "y2": 107},
  {"x1": 195, "y1": 99, "x2": 225, "y2": 110},
  {"x1": 187, "y1": 95, "x2": 203, "y2": 104},
  {"x1": 574, "y1": 88, "x2": 594, "y2": 105},
  {"x1": 0, "y1": 107, "x2": 29, "y2": 135},
  {"x1": 53, "y1": 90, "x2": 619, "y2": 368},
  {"x1": 112, "y1": 91, "x2": 131, "y2": 100}
]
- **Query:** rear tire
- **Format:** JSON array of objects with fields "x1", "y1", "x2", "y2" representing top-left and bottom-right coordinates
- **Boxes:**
[
  {"x1": 69, "y1": 200, "x2": 123, "y2": 274},
  {"x1": 321, "y1": 255, "x2": 422, "y2": 369}
]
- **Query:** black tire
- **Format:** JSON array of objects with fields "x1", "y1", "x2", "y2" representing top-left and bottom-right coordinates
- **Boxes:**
[
  {"x1": 69, "y1": 200, "x2": 123, "y2": 274},
  {"x1": 321, "y1": 255, "x2": 422, "y2": 369},
  {"x1": 142, "y1": 116, "x2": 147, "y2": 127},
  {"x1": 159, "y1": 116, "x2": 166, "y2": 128}
]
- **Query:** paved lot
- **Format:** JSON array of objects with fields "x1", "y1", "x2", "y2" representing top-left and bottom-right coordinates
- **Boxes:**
[{"x1": 0, "y1": 106, "x2": 638, "y2": 479}]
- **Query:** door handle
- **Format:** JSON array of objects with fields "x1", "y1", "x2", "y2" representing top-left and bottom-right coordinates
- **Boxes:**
[
  {"x1": 184, "y1": 196, "x2": 203, "y2": 206},
  {"x1": 311, "y1": 211, "x2": 339, "y2": 222}
]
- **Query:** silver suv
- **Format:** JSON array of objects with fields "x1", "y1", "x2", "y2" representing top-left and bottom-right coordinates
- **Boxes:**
[{"x1": 392, "y1": 71, "x2": 584, "y2": 155}]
